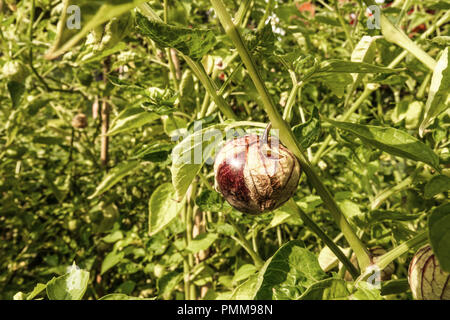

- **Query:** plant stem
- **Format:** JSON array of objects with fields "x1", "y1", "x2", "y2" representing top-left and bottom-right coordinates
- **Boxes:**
[
  {"x1": 210, "y1": 0, "x2": 371, "y2": 271},
  {"x1": 370, "y1": 175, "x2": 414, "y2": 210},
  {"x1": 356, "y1": 231, "x2": 428, "y2": 285},
  {"x1": 100, "y1": 60, "x2": 110, "y2": 169},
  {"x1": 182, "y1": 54, "x2": 237, "y2": 119},
  {"x1": 186, "y1": 182, "x2": 198, "y2": 300},
  {"x1": 228, "y1": 217, "x2": 264, "y2": 268},
  {"x1": 257, "y1": 0, "x2": 274, "y2": 31},
  {"x1": 163, "y1": 0, "x2": 180, "y2": 90},
  {"x1": 198, "y1": 171, "x2": 214, "y2": 192},
  {"x1": 376, "y1": 231, "x2": 428, "y2": 270},
  {"x1": 333, "y1": 0, "x2": 354, "y2": 50},
  {"x1": 288, "y1": 199, "x2": 360, "y2": 279},
  {"x1": 234, "y1": 0, "x2": 252, "y2": 27},
  {"x1": 282, "y1": 80, "x2": 303, "y2": 123},
  {"x1": 311, "y1": 11, "x2": 449, "y2": 165},
  {"x1": 137, "y1": 3, "x2": 237, "y2": 120},
  {"x1": 312, "y1": 84, "x2": 376, "y2": 165},
  {"x1": 362, "y1": 0, "x2": 436, "y2": 71}
]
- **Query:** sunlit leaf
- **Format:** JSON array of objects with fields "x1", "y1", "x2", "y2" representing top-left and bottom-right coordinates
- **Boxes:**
[
  {"x1": 148, "y1": 183, "x2": 184, "y2": 236},
  {"x1": 424, "y1": 175, "x2": 450, "y2": 199},
  {"x1": 101, "y1": 250, "x2": 125, "y2": 275},
  {"x1": 88, "y1": 161, "x2": 140, "y2": 199},
  {"x1": 419, "y1": 47, "x2": 450, "y2": 136},
  {"x1": 254, "y1": 240, "x2": 327, "y2": 300},
  {"x1": 171, "y1": 124, "x2": 225, "y2": 201},
  {"x1": 136, "y1": 12, "x2": 217, "y2": 60},
  {"x1": 186, "y1": 233, "x2": 218, "y2": 254},
  {"x1": 325, "y1": 119, "x2": 440, "y2": 171},
  {"x1": 46, "y1": 265, "x2": 89, "y2": 300},
  {"x1": 108, "y1": 107, "x2": 160, "y2": 136}
]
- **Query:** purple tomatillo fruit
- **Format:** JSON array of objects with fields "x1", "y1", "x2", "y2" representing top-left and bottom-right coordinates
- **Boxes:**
[
  {"x1": 408, "y1": 244, "x2": 450, "y2": 300},
  {"x1": 213, "y1": 125, "x2": 301, "y2": 214}
]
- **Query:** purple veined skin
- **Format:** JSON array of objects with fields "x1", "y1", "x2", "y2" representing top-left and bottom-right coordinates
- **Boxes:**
[
  {"x1": 408, "y1": 244, "x2": 450, "y2": 300},
  {"x1": 213, "y1": 134, "x2": 301, "y2": 215}
]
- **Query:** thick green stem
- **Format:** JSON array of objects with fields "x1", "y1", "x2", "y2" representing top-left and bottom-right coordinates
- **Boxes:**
[
  {"x1": 210, "y1": 0, "x2": 371, "y2": 271},
  {"x1": 356, "y1": 231, "x2": 428, "y2": 283},
  {"x1": 185, "y1": 182, "x2": 199, "y2": 300},
  {"x1": 376, "y1": 231, "x2": 428, "y2": 270},
  {"x1": 288, "y1": 199, "x2": 360, "y2": 279}
]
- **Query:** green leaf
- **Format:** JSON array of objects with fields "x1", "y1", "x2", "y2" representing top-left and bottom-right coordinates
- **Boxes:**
[
  {"x1": 88, "y1": 161, "x2": 139, "y2": 199},
  {"x1": 232, "y1": 264, "x2": 258, "y2": 284},
  {"x1": 136, "y1": 12, "x2": 217, "y2": 60},
  {"x1": 230, "y1": 275, "x2": 259, "y2": 300},
  {"x1": 264, "y1": 202, "x2": 301, "y2": 231},
  {"x1": 186, "y1": 233, "x2": 218, "y2": 254},
  {"x1": 148, "y1": 183, "x2": 184, "y2": 236},
  {"x1": 132, "y1": 142, "x2": 172, "y2": 162},
  {"x1": 171, "y1": 124, "x2": 225, "y2": 201},
  {"x1": 352, "y1": 210, "x2": 420, "y2": 227},
  {"x1": 7, "y1": 81, "x2": 25, "y2": 108},
  {"x1": 298, "y1": 278, "x2": 350, "y2": 300},
  {"x1": 314, "y1": 14, "x2": 340, "y2": 26},
  {"x1": 46, "y1": 265, "x2": 89, "y2": 300},
  {"x1": 351, "y1": 282, "x2": 382, "y2": 300},
  {"x1": 46, "y1": 0, "x2": 147, "y2": 59},
  {"x1": 350, "y1": 36, "x2": 379, "y2": 85},
  {"x1": 292, "y1": 107, "x2": 321, "y2": 149},
  {"x1": 101, "y1": 230, "x2": 123, "y2": 243},
  {"x1": 380, "y1": 279, "x2": 410, "y2": 296},
  {"x1": 419, "y1": 47, "x2": 450, "y2": 136},
  {"x1": 157, "y1": 270, "x2": 183, "y2": 298},
  {"x1": 26, "y1": 283, "x2": 47, "y2": 300},
  {"x1": 325, "y1": 119, "x2": 440, "y2": 171},
  {"x1": 108, "y1": 107, "x2": 160, "y2": 136},
  {"x1": 316, "y1": 60, "x2": 402, "y2": 75},
  {"x1": 428, "y1": 203, "x2": 450, "y2": 272},
  {"x1": 424, "y1": 175, "x2": 450, "y2": 199},
  {"x1": 101, "y1": 250, "x2": 125, "y2": 275},
  {"x1": 254, "y1": 240, "x2": 327, "y2": 300},
  {"x1": 338, "y1": 199, "x2": 362, "y2": 221},
  {"x1": 99, "y1": 293, "x2": 155, "y2": 300},
  {"x1": 195, "y1": 189, "x2": 223, "y2": 213},
  {"x1": 319, "y1": 73, "x2": 353, "y2": 97}
]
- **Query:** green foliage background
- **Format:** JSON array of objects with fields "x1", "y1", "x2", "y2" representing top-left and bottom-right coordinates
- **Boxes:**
[{"x1": 0, "y1": 0, "x2": 448, "y2": 300}]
